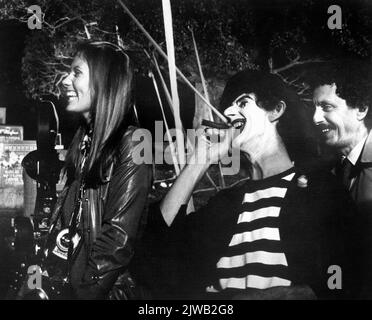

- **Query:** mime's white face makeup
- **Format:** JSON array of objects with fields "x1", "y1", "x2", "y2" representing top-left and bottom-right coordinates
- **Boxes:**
[{"x1": 224, "y1": 93, "x2": 273, "y2": 159}]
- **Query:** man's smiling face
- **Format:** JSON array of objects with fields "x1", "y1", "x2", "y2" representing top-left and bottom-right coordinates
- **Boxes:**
[{"x1": 313, "y1": 83, "x2": 363, "y2": 150}]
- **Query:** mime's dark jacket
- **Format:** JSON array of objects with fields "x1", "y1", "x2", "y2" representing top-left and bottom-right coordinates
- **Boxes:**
[{"x1": 136, "y1": 168, "x2": 356, "y2": 300}]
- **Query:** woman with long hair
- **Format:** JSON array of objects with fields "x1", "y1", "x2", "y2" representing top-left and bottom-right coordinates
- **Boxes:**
[{"x1": 48, "y1": 41, "x2": 152, "y2": 299}]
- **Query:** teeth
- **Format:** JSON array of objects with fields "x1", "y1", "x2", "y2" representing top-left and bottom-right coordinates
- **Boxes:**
[
  {"x1": 322, "y1": 128, "x2": 330, "y2": 133},
  {"x1": 232, "y1": 119, "x2": 246, "y2": 129},
  {"x1": 66, "y1": 91, "x2": 77, "y2": 98}
]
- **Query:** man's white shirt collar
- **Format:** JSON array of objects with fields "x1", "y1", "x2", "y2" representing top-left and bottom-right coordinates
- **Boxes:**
[{"x1": 345, "y1": 135, "x2": 368, "y2": 165}]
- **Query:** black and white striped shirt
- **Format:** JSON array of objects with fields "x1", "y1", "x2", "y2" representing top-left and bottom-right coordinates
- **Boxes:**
[{"x1": 216, "y1": 168, "x2": 296, "y2": 290}]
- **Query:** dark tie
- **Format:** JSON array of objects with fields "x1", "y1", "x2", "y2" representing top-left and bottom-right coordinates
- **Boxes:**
[{"x1": 337, "y1": 158, "x2": 354, "y2": 189}]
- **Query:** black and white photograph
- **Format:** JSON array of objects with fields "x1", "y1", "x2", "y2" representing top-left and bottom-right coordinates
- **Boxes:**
[{"x1": 0, "y1": 0, "x2": 371, "y2": 308}]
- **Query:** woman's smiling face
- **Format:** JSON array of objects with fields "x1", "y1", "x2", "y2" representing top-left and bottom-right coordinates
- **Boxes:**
[{"x1": 62, "y1": 55, "x2": 92, "y2": 120}]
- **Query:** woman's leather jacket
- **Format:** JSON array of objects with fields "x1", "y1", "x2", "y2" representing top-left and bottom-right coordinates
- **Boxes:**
[{"x1": 49, "y1": 126, "x2": 152, "y2": 299}]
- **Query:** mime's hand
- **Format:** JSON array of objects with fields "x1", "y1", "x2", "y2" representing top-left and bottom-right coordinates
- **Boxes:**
[{"x1": 191, "y1": 127, "x2": 236, "y2": 166}]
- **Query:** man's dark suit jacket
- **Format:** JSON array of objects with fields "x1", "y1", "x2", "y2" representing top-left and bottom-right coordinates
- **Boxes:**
[
  {"x1": 350, "y1": 130, "x2": 372, "y2": 214},
  {"x1": 349, "y1": 130, "x2": 372, "y2": 298}
]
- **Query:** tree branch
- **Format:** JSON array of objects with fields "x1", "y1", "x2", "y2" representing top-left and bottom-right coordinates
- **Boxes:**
[
  {"x1": 272, "y1": 58, "x2": 324, "y2": 74},
  {"x1": 54, "y1": 16, "x2": 81, "y2": 29}
]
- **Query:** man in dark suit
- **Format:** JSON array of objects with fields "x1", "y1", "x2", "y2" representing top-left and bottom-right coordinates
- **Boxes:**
[{"x1": 311, "y1": 60, "x2": 372, "y2": 298}]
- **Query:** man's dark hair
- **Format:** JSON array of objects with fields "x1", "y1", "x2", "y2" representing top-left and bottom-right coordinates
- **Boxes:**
[
  {"x1": 219, "y1": 69, "x2": 317, "y2": 168},
  {"x1": 308, "y1": 59, "x2": 372, "y2": 128}
]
